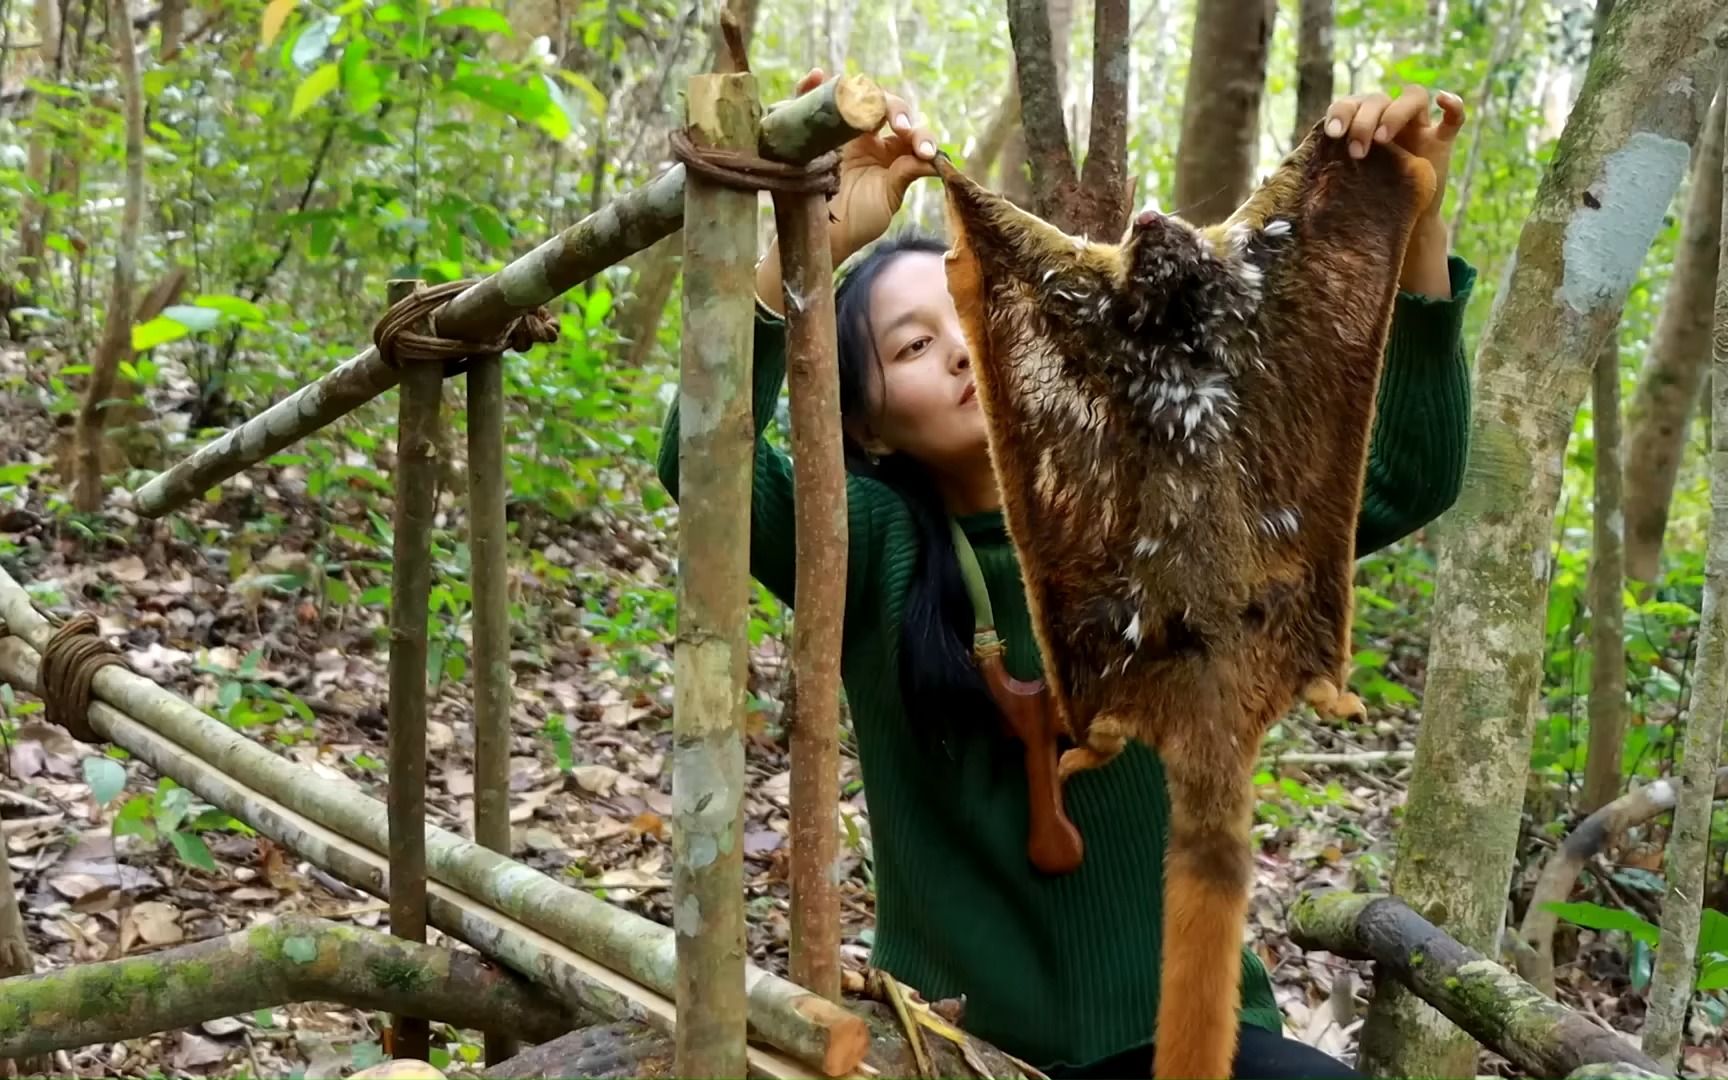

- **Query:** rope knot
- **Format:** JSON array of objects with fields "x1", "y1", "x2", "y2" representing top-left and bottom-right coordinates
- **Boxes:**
[
  {"x1": 668, "y1": 129, "x2": 840, "y2": 197},
  {"x1": 372, "y1": 279, "x2": 561, "y2": 377},
  {"x1": 39, "y1": 612, "x2": 126, "y2": 744}
]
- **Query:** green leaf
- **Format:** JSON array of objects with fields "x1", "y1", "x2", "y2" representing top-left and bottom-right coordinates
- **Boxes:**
[
  {"x1": 162, "y1": 304, "x2": 222, "y2": 332},
  {"x1": 83, "y1": 756, "x2": 127, "y2": 805},
  {"x1": 133, "y1": 315, "x2": 190, "y2": 351},
  {"x1": 342, "y1": 40, "x2": 380, "y2": 115},
  {"x1": 1699, "y1": 909, "x2": 1728, "y2": 956},
  {"x1": 310, "y1": 217, "x2": 337, "y2": 257},
  {"x1": 1544, "y1": 901, "x2": 1661, "y2": 947},
  {"x1": 469, "y1": 204, "x2": 510, "y2": 247},
  {"x1": 1700, "y1": 958, "x2": 1728, "y2": 991},
  {"x1": 169, "y1": 829, "x2": 219, "y2": 872},
  {"x1": 431, "y1": 7, "x2": 514, "y2": 35},
  {"x1": 113, "y1": 796, "x2": 157, "y2": 841},
  {"x1": 192, "y1": 294, "x2": 267, "y2": 322},
  {"x1": 555, "y1": 70, "x2": 606, "y2": 115},
  {"x1": 291, "y1": 63, "x2": 341, "y2": 118}
]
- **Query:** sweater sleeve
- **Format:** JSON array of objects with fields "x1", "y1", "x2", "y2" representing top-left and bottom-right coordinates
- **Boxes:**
[
  {"x1": 654, "y1": 302, "x2": 909, "y2": 611},
  {"x1": 1354, "y1": 254, "x2": 1478, "y2": 557}
]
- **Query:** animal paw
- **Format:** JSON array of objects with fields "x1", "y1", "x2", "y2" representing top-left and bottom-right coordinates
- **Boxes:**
[
  {"x1": 1057, "y1": 732, "x2": 1127, "y2": 782},
  {"x1": 1302, "y1": 678, "x2": 1367, "y2": 722}
]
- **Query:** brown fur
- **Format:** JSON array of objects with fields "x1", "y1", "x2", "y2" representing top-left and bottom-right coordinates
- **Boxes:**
[{"x1": 935, "y1": 123, "x2": 1434, "y2": 1078}]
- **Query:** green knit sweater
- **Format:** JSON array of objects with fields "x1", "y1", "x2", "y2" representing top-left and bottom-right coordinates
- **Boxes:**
[{"x1": 656, "y1": 255, "x2": 1478, "y2": 1071}]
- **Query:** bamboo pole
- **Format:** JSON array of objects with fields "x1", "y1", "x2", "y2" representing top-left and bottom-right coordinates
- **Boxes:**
[
  {"x1": 1643, "y1": 61, "x2": 1728, "y2": 1067},
  {"x1": 130, "y1": 76, "x2": 889, "y2": 520},
  {"x1": 0, "y1": 635, "x2": 825, "y2": 1080},
  {"x1": 773, "y1": 182, "x2": 845, "y2": 1001},
  {"x1": 466, "y1": 330, "x2": 516, "y2": 1066},
  {"x1": 672, "y1": 71, "x2": 761, "y2": 1079},
  {"x1": 0, "y1": 569, "x2": 869, "y2": 1077},
  {"x1": 385, "y1": 278, "x2": 438, "y2": 1063}
]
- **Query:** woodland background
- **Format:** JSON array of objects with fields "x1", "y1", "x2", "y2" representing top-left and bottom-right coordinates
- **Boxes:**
[{"x1": 0, "y1": 0, "x2": 1725, "y2": 1075}]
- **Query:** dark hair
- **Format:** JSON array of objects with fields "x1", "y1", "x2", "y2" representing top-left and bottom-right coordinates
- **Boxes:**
[{"x1": 832, "y1": 230, "x2": 995, "y2": 746}]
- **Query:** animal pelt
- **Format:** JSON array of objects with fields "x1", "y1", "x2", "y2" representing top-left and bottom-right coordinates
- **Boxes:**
[{"x1": 934, "y1": 123, "x2": 1435, "y2": 1079}]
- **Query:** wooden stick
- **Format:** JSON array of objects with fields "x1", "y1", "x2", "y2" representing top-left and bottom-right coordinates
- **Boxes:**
[
  {"x1": 386, "y1": 278, "x2": 437, "y2": 1063},
  {"x1": 673, "y1": 71, "x2": 761, "y2": 1079},
  {"x1": 773, "y1": 170, "x2": 846, "y2": 1001},
  {"x1": 0, "y1": 569, "x2": 869, "y2": 1078},
  {"x1": 465, "y1": 335, "x2": 517, "y2": 1065},
  {"x1": 1291, "y1": 891, "x2": 1669, "y2": 1078},
  {"x1": 130, "y1": 75, "x2": 888, "y2": 520},
  {"x1": 0, "y1": 636, "x2": 823, "y2": 1080}
]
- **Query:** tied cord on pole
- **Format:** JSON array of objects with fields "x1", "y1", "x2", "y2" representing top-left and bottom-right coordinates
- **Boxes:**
[
  {"x1": 38, "y1": 612, "x2": 125, "y2": 744},
  {"x1": 372, "y1": 279, "x2": 561, "y2": 377},
  {"x1": 668, "y1": 130, "x2": 841, "y2": 198}
]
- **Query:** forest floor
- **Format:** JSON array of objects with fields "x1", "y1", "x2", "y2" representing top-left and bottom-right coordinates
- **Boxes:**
[{"x1": 0, "y1": 338, "x2": 1720, "y2": 1079}]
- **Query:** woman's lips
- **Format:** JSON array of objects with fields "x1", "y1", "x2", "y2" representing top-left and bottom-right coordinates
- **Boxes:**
[{"x1": 960, "y1": 382, "x2": 977, "y2": 406}]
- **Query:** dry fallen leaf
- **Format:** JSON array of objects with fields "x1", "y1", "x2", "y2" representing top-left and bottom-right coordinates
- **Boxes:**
[
  {"x1": 573, "y1": 764, "x2": 620, "y2": 796},
  {"x1": 171, "y1": 1031, "x2": 230, "y2": 1070},
  {"x1": 107, "y1": 555, "x2": 148, "y2": 583},
  {"x1": 123, "y1": 900, "x2": 184, "y2": 950},
  {"x1": 200, "y1": 1017, "x2": 246, "y2": 1037}
]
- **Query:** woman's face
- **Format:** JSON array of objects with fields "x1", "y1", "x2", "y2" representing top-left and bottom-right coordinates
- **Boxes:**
[{"x1": 853, "y1": 252, "x2": 991, "y2": 477}]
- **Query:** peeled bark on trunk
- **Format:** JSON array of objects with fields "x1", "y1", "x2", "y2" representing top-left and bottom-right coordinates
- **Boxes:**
[
  {"x1": 1623, "y1": 89, "x2": 1726, "y2": 588},
  {"x1": 672, "y1": 72, "x2": 761, "y2": 1080},
  {"x1": 773, "y1": 187, "x2": 845, "y2": 1003},
  {"x1": 1294, "y1": 893, "x2": 1668, "y2": 1078},
  {"x1": 1517, "y1": 768, "x2": 1728, "y2": 994},
  {"x1": 1170, "y1": 0, "x2": 1275, "y2": 227},
  {"x1": 1356, "y1": 3, "x2": 1723, "y2": 1075},
  {"x1": 1642, "y1": 84, "x2": 1728, "y2": 1065},
  {"x1": 131, "y1": 75, "x2": 889, "y2": 520},
  {"x1": 1585, "y1": 336, "x2": 1629, "y2": 813},
  {"x1": 0, "y1": 916, "x2": 574, "y2": 1060},
  {"x1": 0, "y1": 609, "x2": 860, "y2": 1080},
  {"x1": 71, "y1": 0, "x2": 144, "y2": 513},
  {"x1": 1293, "y1": 0, "x2": 1335, "y2": 144}
]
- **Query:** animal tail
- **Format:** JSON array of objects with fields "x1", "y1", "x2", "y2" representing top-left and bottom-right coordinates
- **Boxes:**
[{"x1": 1153, "y1": 673, "x2": 1257, "y2": 1080}]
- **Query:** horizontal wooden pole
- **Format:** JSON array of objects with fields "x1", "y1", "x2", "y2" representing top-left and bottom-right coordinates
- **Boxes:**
[{"x1": 131, "y1": 74, "x2": 887, "y2": 519}]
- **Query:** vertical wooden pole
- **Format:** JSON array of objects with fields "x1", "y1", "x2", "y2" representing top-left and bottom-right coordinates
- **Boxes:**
[
  {"x1": 386, "y1": 277, "x2": 436, "y2": 1063},
  {"x1": 466, "y1": 346, "x2": 517, "y2": 1065},
  {"x1": 772, "y1": 191, "x2": 845, "y2": 1001},
  {"x1": 673, "y1": 72, "x2": 760, "y2": 1079}
]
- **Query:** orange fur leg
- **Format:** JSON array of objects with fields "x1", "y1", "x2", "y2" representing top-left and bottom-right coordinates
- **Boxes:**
[
  {"x1": 1057, "y1": 717, "x2": 1129, "y2": 782},
  {"x1": 1302, "y1": 676, "x2": 1366, "y2": 722}
]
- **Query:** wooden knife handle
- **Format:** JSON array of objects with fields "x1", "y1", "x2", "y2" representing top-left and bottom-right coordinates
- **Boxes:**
[{"x1": 979, "y1": 652, "x2": 1084, "y2": 875}]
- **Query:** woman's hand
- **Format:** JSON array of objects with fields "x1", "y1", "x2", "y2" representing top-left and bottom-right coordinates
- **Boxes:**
[
  {"x1": 756, "y1": 69, "x2": 940, "y2": 314},
  {"x1": 1323, "y1": 85, "x2": 1465, "y2": 297}
]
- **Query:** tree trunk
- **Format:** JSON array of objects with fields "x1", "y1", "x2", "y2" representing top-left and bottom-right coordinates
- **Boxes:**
[
  {"x1": 1170, "y1": 0, "x2": 1275, "y2": 227},
  {"x1": 672, "y1": 72, "x2": 761, "y2": 1080},
  {"x1": 0, "y1": 818, "x2": 44, "y2": 1075},
  {"x1": 1623, "y1": 88, "x2": 1726, "y2": 587},
  {"x1": 0, "y1": 916, "x2": 573, "y2": 1060},
  {"x1": 17, "y1": 0, "x2": 60, "y2": 292},
  {"x1": 1584, "y1": 335, "x2": 1629, "y2": 813},
  {"x1": 158, "y1": 0, "x2": 182, "y2": 58},
  {"x1": 1642, "y1": 78, "x2": 1728, "y2": 1066},
  {"x1": 1293, "y1": 0, "x2": 1335, "y2": 143},
  {"x1": 1294, "y1": 893, "x2": 1667, "y2": 1078},
  {"x1": 1447, "y1": 0, "x2": 1534, "y2": 245},
  {"x1": 71, "y1": 0, "x2": 143, "y2": 513},
  {"x1": 1355, "y1": 1, "x2": 1722, "y2": 1074}
]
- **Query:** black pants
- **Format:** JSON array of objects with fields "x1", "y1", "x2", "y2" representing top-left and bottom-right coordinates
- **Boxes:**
[{"x1": 1046, "y1": 1025, "x2": 1361, "y2": 1080}]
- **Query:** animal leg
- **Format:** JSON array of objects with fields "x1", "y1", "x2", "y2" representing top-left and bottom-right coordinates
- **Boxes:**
[
  {"x1": 1056, "y1": 715, "x2": 1129, "y2": 782},
  {"x1": 1302, "y1": 676, "x2": 1366, "y2": 722}
]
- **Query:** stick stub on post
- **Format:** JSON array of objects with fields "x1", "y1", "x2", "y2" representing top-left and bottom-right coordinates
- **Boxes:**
[
  {"x1": 384, "y1": 277, "x2": 437, "y2": 1064},
  {"x1": 672, "y1": 72, "x2": 762, "y2": 1079},
  {"x1": 774, "y1": 188, "x2": 846, "y2": 1002}
]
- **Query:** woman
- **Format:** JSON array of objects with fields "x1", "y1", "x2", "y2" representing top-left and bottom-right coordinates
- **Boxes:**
[{"x1": 657, "y1": 71, "x2": 1475, "y2": 1079}]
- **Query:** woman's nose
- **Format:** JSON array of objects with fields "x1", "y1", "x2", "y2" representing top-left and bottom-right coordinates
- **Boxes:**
[{"x1": 949, "y1": 344, "x2": 971, "y2": 373}]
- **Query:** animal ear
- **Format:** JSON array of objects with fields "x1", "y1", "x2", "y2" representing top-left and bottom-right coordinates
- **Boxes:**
[{"x1": 934, "y1": 155, "x2": 1101, "y2": 287}]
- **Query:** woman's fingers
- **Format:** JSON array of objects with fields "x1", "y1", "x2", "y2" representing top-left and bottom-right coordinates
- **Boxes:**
[
  {"x1": 882, "y1": 91, "x2": 917, "y2": 140},
  {"x1": 1434, "y1": 90, "x2": 1467, "y2": 140},
  {"x1": 1323, "y1": 97, "x2": 1360, "y2": 140},
  {"x1": 1345, "y1": 93, "x2": 1391, "y2": 157},
  {"x1": 1375, "y1": 85, "x2": 1432, "y2": 143},
  {"x1": 796, "y1": 68, "x2": 826, "y2": 96}
]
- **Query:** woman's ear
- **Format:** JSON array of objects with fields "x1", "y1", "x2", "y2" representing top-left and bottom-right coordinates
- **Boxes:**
[{"x1": 843, "y1": 415, "x2": 893, "y2": 461}]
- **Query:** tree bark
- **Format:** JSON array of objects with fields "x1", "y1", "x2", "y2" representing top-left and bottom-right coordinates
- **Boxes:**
[
  {"x1": 1623, "y1": 88, "x2": 1726, "y2": 587},
  {"x1": 672, "y1": 72, "x2": 760, "y2": 1080},
  {"x1": 1170, "y1": 0, "x2": 1275, "y2": 227},
  {"x1": 1294, "y1": 893, "x2": 1668, "y2": 1078},
  {"x1": 1516, "y1": 768, "x2": 1728, "y2": 994},
  {"x1": 0, "y1": 816, "x2": 44, "y2": 1075},
  {"x1": 158, "y1": 0, "x2": 182, "y2": 57},
  {"x1": 465, "y1": 344, "x2": 515, "y2": 1066},
  {"x1": 385, "y1": 278, "x2": 439, "y2": 1063},
  {"x1": 1293, "y1": 0, "x2": 1335, "y2": 144},
  {"x1": 1356, "y1": 1, "x2": 1723, "y2": 1074},
  {"x1": 17, "y1": 0, "x2": 60, "y2": 292},
  {"x1": 1076, "y1": 0, "x2": 1130, "y2": 239},
  {"x1": 1585, "y1": 335, "x2": 1629, "y2": 813},
  {"x1": 772, "y1": 186, "x2": 846, "y2": 1003},
  {"x1": 0, "y1": 916, "x2": 574, "y2": 1060},
  {"x1": 131, "y1": 74, "x2": 889, "y2": 520},
  {"x1": 71, "y1": 0, "x2": 143, "y2": 513},
  {"x1": 0, "y1": 587, "x2": 865, "y2": 1079},
  {"x1": 1642, "y1": 78, "x2": 1728, "y2": 1065}
]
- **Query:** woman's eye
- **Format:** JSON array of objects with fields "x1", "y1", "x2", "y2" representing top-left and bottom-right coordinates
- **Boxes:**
[{"x1": 901, "y1": 336, "x2": 932, "y2": 359}]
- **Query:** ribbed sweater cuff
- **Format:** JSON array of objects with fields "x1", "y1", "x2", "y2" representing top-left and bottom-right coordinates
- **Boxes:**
[{"x1": 1385, "y1": 254, "x2": 1476, "y2": 369}]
